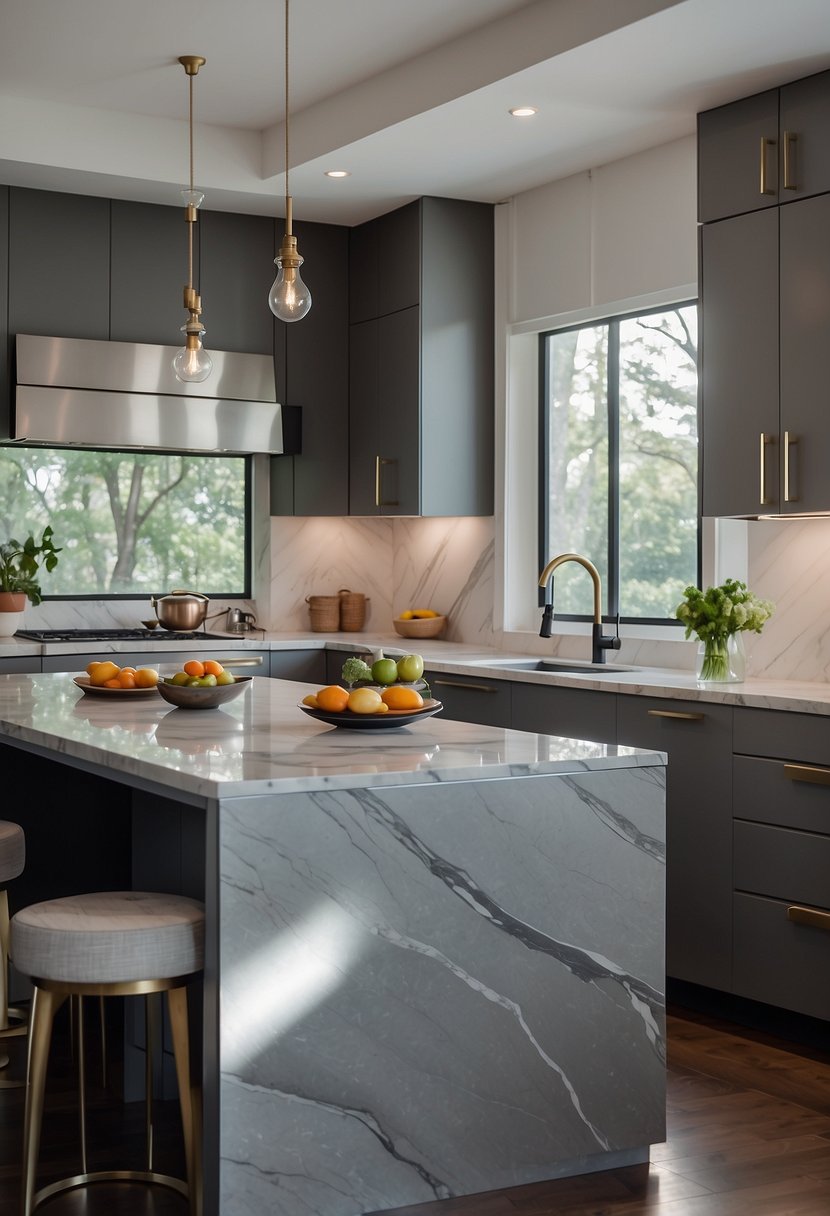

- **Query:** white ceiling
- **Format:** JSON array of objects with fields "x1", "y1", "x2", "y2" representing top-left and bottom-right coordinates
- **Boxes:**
[{"x1": 1, "y1": 0, "x2": 829, "y2": 226}]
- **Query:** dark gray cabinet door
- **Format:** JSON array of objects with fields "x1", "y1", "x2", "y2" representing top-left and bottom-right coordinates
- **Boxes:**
[
  {"x1": 700, "y1": 209, "x2": 779, "y2": 517},
  {"x1": 348, "y1": 318, "x2": 380, "y2": 515},
  {"x1": 779, "y1": 193, "x2": 830, "y2": 514},
  {"x1": 511, "y1": 682, "x2": 616, "y2": 744},
  {"x1": 378, "y1": 307, "x2": 420, "y2": 516},
  {"x1": 617, "y1": 695, "x2": 733, "y2": 991},
  {"x1": 698, "y1": 89, "x2": 779, "y2": 223},
  {"x1": 9, "y1": 187, "x2": 110, "y2": 340},
  {"x1": 269, "y1": 649, "x2": 326, "y2": 684},
  {"x1": 0, "y1": 187, "x2": 8, "y2": 439},
  {"x1": 200, "y1": 210, "x2": 275, "y2": 355},
  {"x1": 110, "y1": 201, "x2": 183, "y2": 346},
  {"x1": 376, "y1": 201, "x2": 420, "y2": 317},
  {"x1": 426, "y1": 671, "x2": 511, "y2": 728},
  {"x1": 0, "y1": 656, "x2": 40, "y2": 674},
  {"x1": 779, "y1": 70, "x2": 830, "y2": 201}
]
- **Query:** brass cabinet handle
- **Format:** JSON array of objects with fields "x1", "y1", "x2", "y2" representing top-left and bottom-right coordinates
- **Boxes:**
[
  {"x1": 783, "y1": 130, "x2": 797, "y2": 190},
  {"x1": 784, "y1": 431, "x2": 799, "y2": 503},
  {"x1": 374, "y1": 456, "x2": 399, "y2": 508},
  {"x1": 760, "y1": 135, "x2": 776, "y2": 195},
  {"x1": 216, "y1": 656, "x2": 264, "y2": 667},
  {"x1": 784, "y1": 762, "x2": 830, "y2": 786},
  {"x1": 759, "y1": 432, "x2": 774, "y2": 506},
  {"x1": 787, "y1": 905, "x2": 830, "y2": 932},
  {"x1": 433, "y1": 679, "x2": 497, "y2": 694},
  {"x1": 647, "y1": 709, "x2": 705, "y2": 722}
]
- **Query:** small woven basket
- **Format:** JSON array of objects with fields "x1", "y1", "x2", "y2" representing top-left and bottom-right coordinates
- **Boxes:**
[
  {"x1": 338, "y1": 588, "x2": 368, "y2": 632},
  {"x1": 306, "y1": 594, "x2": 341, "y2": 632}
]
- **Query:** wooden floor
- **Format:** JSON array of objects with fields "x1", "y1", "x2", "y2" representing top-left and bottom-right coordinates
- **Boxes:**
[{"x1": 1, "y1": 1004, "x2": 829, "y2": 1215}]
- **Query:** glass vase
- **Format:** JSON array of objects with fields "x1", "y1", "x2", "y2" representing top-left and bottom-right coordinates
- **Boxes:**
[{"x1": 696, "y1": 633, "x2": 745, "y2": 684}]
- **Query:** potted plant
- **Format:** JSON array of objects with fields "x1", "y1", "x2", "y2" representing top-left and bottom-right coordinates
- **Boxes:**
[{"x1": 0, "y1": 527, "x2": 61, "y2": 634}]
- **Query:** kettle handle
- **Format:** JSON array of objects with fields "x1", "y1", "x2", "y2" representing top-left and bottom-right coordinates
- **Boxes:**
[{"x1": 169, "y1": 589, "x2": 210, "y2": 602}]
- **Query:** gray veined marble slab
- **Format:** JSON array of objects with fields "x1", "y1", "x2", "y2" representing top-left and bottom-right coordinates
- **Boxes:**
[{"x1": 218, "y1": 764, "x2": 666, "y2": 1216}]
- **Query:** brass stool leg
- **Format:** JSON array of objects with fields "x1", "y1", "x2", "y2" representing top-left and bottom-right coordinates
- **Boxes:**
[
  {"x1": 21, "y1": 985, "x2": 66, "y2": 1216},
  {"x1": 145, "y1": 992, "x2": 163, "y2": 1171},
  {"x1": 168, "y1": 985, "x2": 200, "y2": 1216},
  {"x1": 0, "y1": 889, "x2": 27, "y2": 1089},
  {"x1": 74, "y1": 996, "x2": 88, "y2": 1175}
]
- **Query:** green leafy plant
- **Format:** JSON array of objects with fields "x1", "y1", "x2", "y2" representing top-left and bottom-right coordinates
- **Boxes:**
[
  {"x1": 675, "y1": 578, "x2": 774, "y2": 641},
  {"x1": 0, "y1": 526, "x2": 61, "y2": 605}
]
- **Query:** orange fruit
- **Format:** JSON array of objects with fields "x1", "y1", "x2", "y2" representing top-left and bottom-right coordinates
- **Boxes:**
[
  {"x1": 381, "y1": 686, "x2": 424, "y2": 711},
  {"x1": 316, "y1": 685, "x2": 350, "y2": 713},
  {"x1": 120, "y1": 666, "x2": 137, "y2": 676},
  {"x1": 203, "y1": 660, "x2": 224, "y2": 676},
  {"x1": 302, "y1": 693, "x2": 319, "y2": 708},
  {"x1": 117, "y1": 671, "x2": 137, "y2": 689},
  {"x1": 85, "y1": 660, "x2": 102, "y2": 675},
  {"x1": 89, "y1": 660, "x2": 120, "y2": 686},
  {"x1": 103, "y1": 677, "x2": 122, "y2": 689},
  {"x1": 134, "y1": 668, "x2": 160, "y2": 688},
  {"x1": 183, "y1": 659, "x2": 205, "y2": 678}
]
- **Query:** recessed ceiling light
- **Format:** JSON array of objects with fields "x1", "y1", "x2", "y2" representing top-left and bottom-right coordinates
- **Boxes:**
[
  {"x1": 509, "y1": 106, "x2": 538, "y2": 118},
  {"x1": 324, "y1": 169, "x2": 351, "y2": 178}
]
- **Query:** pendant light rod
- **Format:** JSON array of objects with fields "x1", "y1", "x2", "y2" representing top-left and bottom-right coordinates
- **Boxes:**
[
  {"x1": 283, "y1": 0, "x2": 291, "y2": 234},
  {"x1": 173, "y1": 55, "x2": 212, "y2": 382}
]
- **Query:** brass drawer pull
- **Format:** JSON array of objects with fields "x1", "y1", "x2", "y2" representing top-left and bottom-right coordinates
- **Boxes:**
[
  {"x1": 433, "y1": 679, "x2": 497, "y2": 694},
  {"x1": 787, "y1": 905, "x2": 830, "y2": 932},
  {"x1": 375, "y1": 456, "x2": 399, "y2": 508},
  {"x1": 784, "y1": 763, "x2": 830, "y2": 786},
  {"x1": 647, "y1": 709, "x2": 704, "y2": 722},
  {"x1": 216, "y1": 656, "x2": 264, "y2": 667},
  {"x1": 783, "y1": 130, "x2": 798, "y2": 190},
  {"x1": 759, "y1": 432, "x2": 774, "y2": 506},
  {"x1": 784, "y1": 431, "x2": 799, "y2": 503},
  {"x1": 759, "y1": 135, "x2": 776, "y2": 194}
]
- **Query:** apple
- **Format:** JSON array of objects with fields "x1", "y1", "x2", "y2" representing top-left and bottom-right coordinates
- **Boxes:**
[
  {"x1": 199, "y1": 674, "x2": 218, "y2": 687},
  {"x1": 396, "y1": 654, "x2": 424, "y2": 682},
  {"x1": 216, "y1": 670, "x2": 236, "y2": 686},
  {"x1": 371, "y1": 658, "x2": 399, "y2": 686}
]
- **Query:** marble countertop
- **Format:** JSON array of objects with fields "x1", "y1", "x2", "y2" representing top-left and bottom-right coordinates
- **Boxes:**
[
  {"x1": 3, "y1": 630, "x2": 830, "y2": 715},
  {"x1": 0, "y1": 672, "x2": 664, "y2": 802}
]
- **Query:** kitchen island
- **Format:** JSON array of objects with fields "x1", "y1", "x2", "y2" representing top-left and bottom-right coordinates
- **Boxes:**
[{"x1": 0, "y1": 672, "x2": 666, "y2": 1216}]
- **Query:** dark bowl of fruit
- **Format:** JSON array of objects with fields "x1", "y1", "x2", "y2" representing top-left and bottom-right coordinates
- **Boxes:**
[{"x1": 157, "y1": 659, "x2": 251, "y2": 710}]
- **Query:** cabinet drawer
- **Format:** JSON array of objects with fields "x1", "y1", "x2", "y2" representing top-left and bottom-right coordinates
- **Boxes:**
[
  {"x1": 734, "y1": 754, "x2": 830, "y2": 835},
  {"x1": 426, "y1": 671, "x2": 511, "y2": 728},
  {"x1": 734, "y1": 819, "x2": 830, "y2": 908},
  {"x1": 511, "y1": 683, "x2": 616, "y2": 744},
  {"x1": 734, "y1": 708, "x2": 830, "y2": 766},
  {"x1": 269, "y1": 649, "x2": 326, "y2": 684},
  {"x1": 733, "y1": 891, "x2": 830, "y2": 1021}
]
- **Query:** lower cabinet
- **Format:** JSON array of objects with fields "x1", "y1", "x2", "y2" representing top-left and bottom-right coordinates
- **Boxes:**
[
  {"x1": 425, "y1": 671, "x2": 512, "y2": 728},
  {"x1": 269, "y1": 649, "x2": 326, "y2": 684},
  {"x1": 732, "y1": 708, "x2": 830, "y2": 1020},
  {"x1": 0, "y1": 656, "x2": 41, "y2": 673},
  {"x1": 511, "y1": 682, "x2": 617, "y2": 743},
  {"x1": 617, "y1": 695, "x2": 734, "y2": 992}
]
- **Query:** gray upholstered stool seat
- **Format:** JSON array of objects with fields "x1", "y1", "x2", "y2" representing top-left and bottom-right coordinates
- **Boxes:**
[
  {"x1": 0, "y1": 820, "x2": 27, "y2": 1084},
  {"x1": 12, "y1": 890, "x2": 205, "y2": 984},
  {"x1": 0, "y1": 820, "x2": 25, "y2": 884},
  {"x1": 11, "y1": 890, "x2": 204, "y2": 1216}
]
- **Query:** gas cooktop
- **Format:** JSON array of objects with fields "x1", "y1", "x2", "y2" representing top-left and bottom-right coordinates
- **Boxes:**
[{"x1": 14, "y1": 629, "x2": 232, "y2": 643}]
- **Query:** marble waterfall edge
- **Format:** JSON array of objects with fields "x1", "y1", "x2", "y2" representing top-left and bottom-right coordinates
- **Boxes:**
[{"x1": 218, "y1": 764, "x2": 666, "y2": 1215}]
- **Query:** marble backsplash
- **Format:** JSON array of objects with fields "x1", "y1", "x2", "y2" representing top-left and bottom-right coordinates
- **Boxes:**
[{"x1": 269, "y1": 516, "x2": 496, "y2": 646}]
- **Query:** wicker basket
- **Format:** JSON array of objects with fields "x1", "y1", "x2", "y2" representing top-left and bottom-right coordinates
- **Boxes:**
[
  {"x1": 306, "y1": 594, "x2": 341, "y2": 632},
  {"x1": 338, "y1": 588, "x2": 368, "y2": 632}
]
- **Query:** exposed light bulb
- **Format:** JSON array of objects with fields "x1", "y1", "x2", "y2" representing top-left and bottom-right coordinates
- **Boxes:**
[
  {"x1": 269, "y1": 253, "x2": 312, "y2": 322},
  {"x1": 173, "y1": 325, "x2": 213, "y2": 382}
]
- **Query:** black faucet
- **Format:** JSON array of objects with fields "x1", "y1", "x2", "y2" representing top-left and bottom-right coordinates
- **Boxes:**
[{"x1": 538, "y1": 552, "x2": 622, "y2": 664}]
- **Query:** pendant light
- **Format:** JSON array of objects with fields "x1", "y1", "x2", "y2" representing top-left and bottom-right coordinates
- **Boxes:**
[
  {"x1": 173, "y1": 54, "x2": 213, "y2": 383},
  {"x1": 268, "y1": 0, "x2": 312, "y2": 322}
]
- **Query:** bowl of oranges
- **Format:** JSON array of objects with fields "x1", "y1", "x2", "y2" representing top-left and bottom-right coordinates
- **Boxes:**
[
  {"x1": 157, "y1": 659, "x2": 250, "y2": 710},
  {"x1": 74, "y1": 661, "x2": 160, "y2": 696},
  {"x1": 299, "y1": 682, "x2": 442, "y2": 730}
]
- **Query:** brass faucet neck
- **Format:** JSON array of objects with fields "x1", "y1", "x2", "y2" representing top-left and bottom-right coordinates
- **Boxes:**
[{"x1": 537, "y1": 552, "x2": 602, "y2": 624}]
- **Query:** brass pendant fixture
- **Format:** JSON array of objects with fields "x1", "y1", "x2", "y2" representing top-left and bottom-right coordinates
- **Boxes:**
[
  {"x1": 173, "y1": 54, "x2": 212, "y2": 383},
  {"x1": 268, "y1": 0, "x2": 311, "y2": 322}
]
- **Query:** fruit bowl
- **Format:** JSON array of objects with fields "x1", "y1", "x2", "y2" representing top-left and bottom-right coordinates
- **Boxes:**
[
  {"x1": 157, "y1": 676, "x2": 252, "y2": 710},
  {"x1": 393, "y1": 615, "x2": 447, "y2": 639}
]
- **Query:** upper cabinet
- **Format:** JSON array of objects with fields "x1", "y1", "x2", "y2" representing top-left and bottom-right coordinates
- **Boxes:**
[
  {"x1": 698, "y1": 70, "x2": 830, "y2": 223},
  {"x1": 348, "y1": 197, "x2": 494, "y2": 517},
  {"x1": 699, "y1": 69, "x2": 830, "y2": 517}
]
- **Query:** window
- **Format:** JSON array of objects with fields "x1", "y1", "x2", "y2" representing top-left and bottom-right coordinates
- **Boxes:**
[
  {"x1": 540, "y1": 302, "x2": 698, "y2": 623},
  {"x1": 0, "y1": 448, "x2": 250, "y2": 598}
]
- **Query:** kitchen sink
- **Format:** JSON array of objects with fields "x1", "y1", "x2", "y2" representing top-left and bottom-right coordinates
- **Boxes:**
[{"x1": 484, "y1": 658, "x2": 641, "y2": 675}]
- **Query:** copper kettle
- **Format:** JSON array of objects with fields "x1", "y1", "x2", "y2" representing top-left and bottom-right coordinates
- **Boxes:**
[{"x1": 151, "y1": 590, "x2": 209, "y2": 631}]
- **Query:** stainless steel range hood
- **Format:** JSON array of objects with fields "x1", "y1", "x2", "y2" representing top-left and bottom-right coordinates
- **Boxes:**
[{"x1": 13, "y1": 334, "x2": 291, "y2": 454}]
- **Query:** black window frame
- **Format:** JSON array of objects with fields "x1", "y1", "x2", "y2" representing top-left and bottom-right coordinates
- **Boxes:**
[{"x1": 538, "y1": 300, "x2": 701, "y2": 626}]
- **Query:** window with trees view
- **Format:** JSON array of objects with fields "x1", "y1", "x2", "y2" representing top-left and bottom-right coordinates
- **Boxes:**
[
  {"x1": 540, "y1": 302, "x2": 698, "y2": 623},
  {"x1": 0, "y1": 448, "x2": 249, "y2": 597}
]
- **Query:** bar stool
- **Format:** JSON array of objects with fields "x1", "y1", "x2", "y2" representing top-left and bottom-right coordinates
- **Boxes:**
[
  {"x1": 0, "y1": 819, "x2": 27, "y2": 1087},
  {"x1": 11, "y1": 890, "x2": 204, "y2": 1216}
]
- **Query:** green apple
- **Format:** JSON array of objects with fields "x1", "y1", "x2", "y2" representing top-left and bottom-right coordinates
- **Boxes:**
[
  {"x1": 216, "y1": 670, "x2": 236, "y2": 685},
  {"x1": 371, "y1": 657, "x2": 399, "y2": 685},
  {"x1": 170, "y1": 671, "x2": 190, "y2": 686},
  {"x1": 199, "y1": 674, "x2": 218, "y2": 687},
  {"x1": 396, "y1": 654, "x2": 424, "y2": 682},
  {"x1": 186, "y1": 676, "x2": 202, "y2": 687}
]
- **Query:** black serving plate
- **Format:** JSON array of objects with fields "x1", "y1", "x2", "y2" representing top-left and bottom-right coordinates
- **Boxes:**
[{"x1": 298, "y1": 698, "x2": 443, "y2": 731}]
